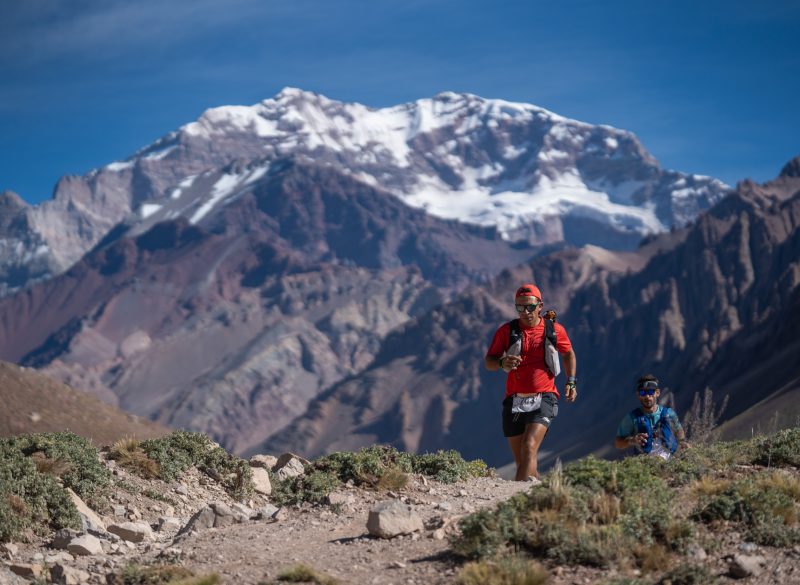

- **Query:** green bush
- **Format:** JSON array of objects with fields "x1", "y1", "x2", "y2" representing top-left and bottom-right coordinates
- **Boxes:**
[
  {"x1": 271, "y1": 471, "x2": 341, "y2": 507},
  {"x1": 274, "y1": 445, "x2": 490, "y2": 506},
  {"x1": 2, "y1": 432, "x2": 110, "y2": 507},
  {"x1": 750, "y1": 428, "x2": 800, "y2": 467},
  {"x1": 692, "y1": 478, "x2": 800, "y2": 546},
  {"x1": 454, "y1": 456, "x2": 677, "y2": 568},
  {"x1": 657, "y1": 563, "x2": 717, "y2": 585},
  {"x1": 0, "y1": 442, "x2": 80, "y2": 543},
  {"x1": 140, "y1": 431, "x2": 253, "y2": 500}
]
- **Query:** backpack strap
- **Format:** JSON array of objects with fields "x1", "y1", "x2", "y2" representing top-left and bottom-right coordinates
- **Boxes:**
[
  {"x1": 632, "y1": 407, "x2": 654, "y2": 453},
  {"x1": 544, "y1": 315, "x2": 557, "y2": 346},
  {"x1": 659, "y1": 407, "x2": 679, "y2": 453},
  {"x1": 508, "y1": 319, "x2": 521, "y2": 351}
]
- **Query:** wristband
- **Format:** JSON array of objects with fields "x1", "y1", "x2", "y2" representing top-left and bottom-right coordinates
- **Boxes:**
[
  {"x1": 499, "y1": 357, "x2": 505, "y2": 370},
  {"x1": 567, "y1": 376, "x2": 577, "y2": 384}
]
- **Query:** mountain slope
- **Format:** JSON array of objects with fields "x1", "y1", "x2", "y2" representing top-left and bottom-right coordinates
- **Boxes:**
[
  {"x1": 260, "y1": 159, "x2": 800, "y2": 467},
  {"x1": 0, "y1": 160, "x2": 539, "y2": 454},
  {"x1": 0, "y1": 361, "x2": 167, "y2": 445}
]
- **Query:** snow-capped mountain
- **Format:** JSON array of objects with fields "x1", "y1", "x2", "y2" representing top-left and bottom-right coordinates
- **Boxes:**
[{"x1": 0, "y1": 88, "x2": 729, "y2": 295}]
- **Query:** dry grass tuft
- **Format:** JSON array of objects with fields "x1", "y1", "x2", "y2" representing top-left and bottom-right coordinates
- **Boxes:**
[
  {"x1": 376, "y1": 467, "x2": 409, "y2": 491},
  {"x1": 5, "y1": 494, "x2": 27, "y2": 516},
  {"x1": 457, "y1": 555, "x2": 549, "y2": 585},
  {"x1": 634, "y1": 543, "x2": 672, "y2": 574},
  {"x1": 691, "y1": 476, "x2": 730, "y2": 497},
  {"x1": 31, "y1": 451, "x2": 74, "y2": 478},
  {"x1": 276, "y1": 564, "x2": 339, "y2": 585},
  {"x1": 110, "y1": 437, "x2": 160, "y2": 479}
]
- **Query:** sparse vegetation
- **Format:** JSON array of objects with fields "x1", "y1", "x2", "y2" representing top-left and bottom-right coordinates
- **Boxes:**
[
  {"x1": 108, "y1": 563, "x2": 220, "y2": 585},
  {"x1": 683, "y1": 387, "x2": 728, "y2": 445},
  {"x1": 113, "y1": 431, "x2": 253, "y2": 500},
  {"x1": 453, "y1": 428, "x2": 800, "y2": 581},
  {"x1": 272, "y1": 445, "x2": 490, "y2": 506},
  {"x1": 457, "y1": 554, "x2": 549, "y2": 585},
  {"x1": 0, "y1": 433, "x2": 98, "y2": 542},
  {"x1": 2, "y1": 431, "x2": 111, "y2": 506},
  {"x1": 275, "y1": 564, "x2": 339, "y2": 584}
]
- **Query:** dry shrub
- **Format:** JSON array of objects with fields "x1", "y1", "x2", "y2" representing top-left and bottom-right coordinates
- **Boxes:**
[
  {"x1": 110, "y1": 438, "x2": 160, "y2": 479},
  {"x1": 31, "y1": 452, "x2": 74, "y2": 478},
  {"x1": 590, "y1": 493, "x2": 621, "y2": 525},
  {"x1": 375, "y1": 467, "x2": 408, "y2": 491},
  {"x1": 5, "y1": 494, "x2": 27, "y2": 516},
  {"x1": 457, "y1": 555, "x2": 549, "y2": 585},
  {"x1": 683, "y1": 387, "x2": 728, "y2": 445},
  {"x1": 276, "y1": 564, "x2": 339, "y2": 585},
  {"x1": 690, "y1": 476, "x2": 730, "y2": 498},
  {"x1": 757, "y1": 472, "x2": 800, "y2": 502},
  {"x1": 634, "y1": 543, "x2": 672, "y2": 574}
]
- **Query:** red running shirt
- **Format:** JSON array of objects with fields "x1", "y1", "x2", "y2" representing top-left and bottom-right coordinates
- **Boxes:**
[{"x1": 486, "y1": 320, "x2": 573, "y2": 399}]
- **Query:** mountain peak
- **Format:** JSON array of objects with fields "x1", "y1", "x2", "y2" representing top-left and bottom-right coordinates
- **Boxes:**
[{"x1": 779, "y1": 155, "x2": 800, "y2": 178}]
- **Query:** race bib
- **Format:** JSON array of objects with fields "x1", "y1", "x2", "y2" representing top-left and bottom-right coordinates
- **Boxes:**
[{"x1": 511, "y1": 394, "x2": 542, "y2": 414}]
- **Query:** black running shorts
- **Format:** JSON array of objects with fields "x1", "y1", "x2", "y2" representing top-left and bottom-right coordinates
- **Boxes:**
[{"x1": 502, "y1": 392, "x2": 559, "y2": 437}]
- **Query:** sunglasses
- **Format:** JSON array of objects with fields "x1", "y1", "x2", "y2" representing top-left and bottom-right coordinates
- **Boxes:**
[
  {"x1": 515, "y1": 302, "x2": 541, "y2": 313},
  {"x1": 638, "y1": 388, "x2": 658, "y2": 396}
]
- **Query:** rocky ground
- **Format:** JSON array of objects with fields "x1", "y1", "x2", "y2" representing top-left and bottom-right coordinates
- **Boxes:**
[{"x1": 2, "y1": 451, "x2": 800, "y2": 585}]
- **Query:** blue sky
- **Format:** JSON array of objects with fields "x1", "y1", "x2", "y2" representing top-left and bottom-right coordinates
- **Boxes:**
[{"x1": 1, "y1": 0, "x2": 798, "y2": 204}]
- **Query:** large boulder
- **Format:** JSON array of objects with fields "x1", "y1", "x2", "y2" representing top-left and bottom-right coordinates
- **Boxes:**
[
  {"x1": 366, "y1": 501, "x2": 423, "y2": 539},
  {"x1": 107, "y1": 522, "x2": 153, "y2": 543}
]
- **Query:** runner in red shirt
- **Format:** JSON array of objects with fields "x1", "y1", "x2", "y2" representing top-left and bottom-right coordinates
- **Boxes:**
[{"x1": 485, "y1": 284, "x2": 577, "y2": 482}]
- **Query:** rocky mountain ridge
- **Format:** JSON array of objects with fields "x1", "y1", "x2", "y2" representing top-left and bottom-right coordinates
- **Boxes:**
[
  {"x1": 0, "y1": 88, "x2": 728, "y2": 296},
  {"x1": 260, "y1": 158, "x2": 800, "y2": 467}
]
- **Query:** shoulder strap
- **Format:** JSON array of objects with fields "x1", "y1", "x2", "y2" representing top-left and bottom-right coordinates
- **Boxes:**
[
  {"x1": 632, "y1": 407, "x2": 654, "y2": 453},
  {"x1": 508, "y1": 319, "x2": 521, "y2": 350},
  {"x1": 544, "y1": 316, "x2": 557, "y2": 345}
]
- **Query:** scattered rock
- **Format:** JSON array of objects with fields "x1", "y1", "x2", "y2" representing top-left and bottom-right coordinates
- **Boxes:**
[
  {"x1": 157, "y1": 517, "x2": 182, "y2": 532},
  {"x1": 251, "y1": 467, "x2": 272, "y2": 495},
  {"x1": 174, "y1": 484, "x2": 189, "y2": 496},
  {"x1": 738, "y1": 542, "x2": 758, "y2": 553},
  {"x1": 274, "y1": 454, "x2": 306, "y2": 480},
  {"x1": 51, "y1": 529, "x2": 80, "y2": 550},
  {"x1": 231, "y1": 502, "x2": 256, "y2": 520},
  {"x1": 66, "y1": 488, "x2": 106, "y2": 533},
  {"x1": 112, "y1": 505, "x2": 126, "y2": 517},
  {"x1": 687, "y1": 544, "x2": 707, "y2": 561},
  {"x1": 256, "y1": 504, "x2": 280, "y2": 520},
  {"x1": 8, "y1": 563, "x2": 43, "y2": 578},
  {"x1": 367, "y1": 501, "x2": 424, "y2": 539},
  {"x1": 44, "y1": 551, "x2": 74, "y2": 564},
  {"x1": 0, "y1": 543, "x2": 19, "y2": 557},
  {"x1": 66, "y1": 534, "x2": 103, "y2": 557},
  {"x1": 327, "y1": 492, "x2": 355, "y2": 506},
  {"x1": 436, "y1": 502, "x2": 452, "y2": 511},
  {"x1": 108, "y1": 522, "x2": 153, "y2": 543},
  {"x1": 249, "y1": 454, "x2": 278, "y2": 469},
  {"x1": 50, "y1": 563, "x2": 91, "y2": 585},
  {"x1": 729, "y1": 554, "x2": 767, "y2": 578}
]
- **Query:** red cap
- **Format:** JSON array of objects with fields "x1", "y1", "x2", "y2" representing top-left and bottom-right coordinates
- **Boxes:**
[{"x1": 515, "y1": 283, "x2": 542, "y2": 301}]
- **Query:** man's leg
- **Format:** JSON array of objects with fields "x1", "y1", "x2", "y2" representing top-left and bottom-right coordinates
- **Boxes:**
[
  {"x1": 507, "y1": 435, "x2": 523, "y2": 471},
  {"x1": 515, "y1": 423, "x2": 548, "y2": 481}
]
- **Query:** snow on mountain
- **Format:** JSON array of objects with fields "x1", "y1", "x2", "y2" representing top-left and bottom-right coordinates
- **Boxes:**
[
  {"x1": 122, "y1": 87, "x2": 728, "y2": 243},
  {"x1": 1, "y1": 88, "x2": 730, "y2": 295}
]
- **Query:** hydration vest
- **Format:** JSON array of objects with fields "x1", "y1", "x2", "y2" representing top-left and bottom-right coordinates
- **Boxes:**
[
  {"x1": 507, "y1": 313, "x2": 560, "y2": 376},
  {"x1": 633, "y1": 406, "x2": 679, "y2": 454}
]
